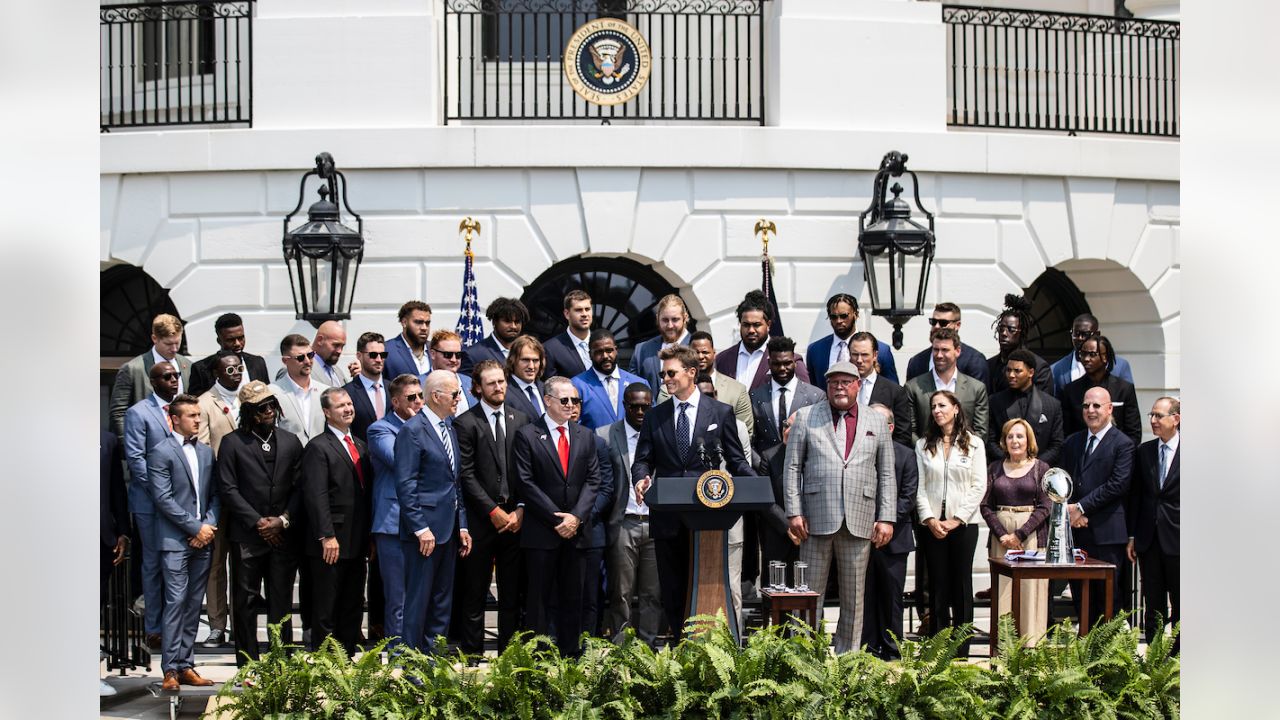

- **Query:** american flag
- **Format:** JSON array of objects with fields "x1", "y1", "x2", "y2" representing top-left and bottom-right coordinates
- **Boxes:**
[
  {"x1": 456, "y1": 249, "x2": 485, "y2": 346},
  {"x1": 762, "y1": 253, "x2": 785, "y2": 337}
]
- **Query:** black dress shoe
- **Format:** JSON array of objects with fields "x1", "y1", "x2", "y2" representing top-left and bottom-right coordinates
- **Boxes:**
[{"x1": 202, "y1": 629, "x2": 226, "y2": 648}]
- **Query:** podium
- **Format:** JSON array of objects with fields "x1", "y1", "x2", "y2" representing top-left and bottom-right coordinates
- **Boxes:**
[{"x1": 646, "y1": 472, "x2": 773, "y2": 642}]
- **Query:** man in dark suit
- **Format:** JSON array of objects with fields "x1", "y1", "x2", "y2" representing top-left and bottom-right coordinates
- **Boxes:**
[
  {"x1": 860, "y1": 404, "x2": 918, "y2": 660},
  {"x1": 750, "y1": 336, "x2": 825, "y2": 453},
  {"x1": 1050, "y1": 313, "x2": 1134, "y2": 393},
  {"x1": 187, "y1": 312, "x2": 270, "y2": 397},
  {"x1": 904, "y1": 327, "x2": 989, "y2": 441},
  {"x1": 100, "y1": 429, "x2": 129, "y2": 697},
  {"x1": 807, "y1": 294, "x2": 898, "y2": 389},
  {"x1": 1128, "y1": 397, "x2": 1180, "y2": 651},
  {"x1": 216, "y1": 381, "x2": 304, "y2": 663},
  {"x1": 384, "y1": 301, "x2": 433, "y2": 382},
  {"x1": 110, "y1": 313, "x2": 193, "y2": 438},
  {"x1": 395, "y1": 371, "x2": 472, "y2": 653},
  {"x1": 903, "y1": 303, "x2": 988, "y2": 386},
  {"x1": 300, "y1": 387, "x2": 373, "y2": 655},
  {"x1": 714, "y1": 290, "x2": 810, "y2": 390},
  {"x1": 568, "y1": 395, "x2": 615, "y2": 639},
  {"x1": 430, "y1": 330, "x2": 477, "y2": 410},
  {"x1": 343, "y1": 332, "x2": 391, "y2": 444},
  {"x1": 148, "y1": 395, "x2": 220, "y2": 690},
  {"x1": 628, "y1": 294, "x2": 692, "y2": 396},
  {"x1": 460, "y1": 297, "x2": 529, "y2": 377},
  {"x1": 503, "y1": 335, "x2": 547, "y2": 420},
  {"x1": 572, "y1": 329, "x2": 649, "y2": 431},
  {"x1": 1058, "y1": 386, "x2": 1135, "y2": 626},
  {"x1": 511, "y1": 376, "x2": 602, "y2": 655},
  {"x1": 988, "y1": 348, "x2": 1064, "y2": 466},
  {"x1": 452, "y1": 360, "x2": 531, "y2": 655},
  {"x1": 632, "y1": 345, "x2": 756, "y2": 640},
  {"x1": 848, "y1": 332, "x2": 912, "y2": 446},
  {"x1": 543, "y1": 289, "x2": 594, "y2": 379},
  {"x1": 686, "y1": 331, "x2": 753, "y2": 433},
  {"x1": 986, "y1": 294, "x2": 1053, "y2": 396},
  {"x1": 1058, "y1": 336, "x2": 1143, "y2": 447}
]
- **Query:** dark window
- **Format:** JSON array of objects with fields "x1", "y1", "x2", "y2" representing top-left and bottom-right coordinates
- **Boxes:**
[
  {"x1": 482, "y1": 0, "x2": 628, "y2": 62},
  {"x1": 1023, "y1": 267, "x2": 1090, "y2": 363},
  {"x1": 101, "y1": 264, "x2": 188, "y2": 358}
]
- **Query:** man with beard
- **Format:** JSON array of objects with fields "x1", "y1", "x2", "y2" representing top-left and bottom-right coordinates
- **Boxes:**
[
  {"x1": 194, "y1": 351, "x2": 244, "y2": 647},
  {"x1": 572, "y1": 329, "x2": 648, "y2": 431},
  {"x1": 683, "y1": 331, "x2": 752, "y2": 434},
  {"x1": 460, "y1": 298, "x2": 530, "y2": 376},
  {"x1": 715, "y1": 290, "x2": 810, "y2": 390},
  {"x1": 629, "y1": 294, "x2": 693, "y2": 397},
  {"x1": 385, "y1": 301, "x2": 434, "y2": 382}
]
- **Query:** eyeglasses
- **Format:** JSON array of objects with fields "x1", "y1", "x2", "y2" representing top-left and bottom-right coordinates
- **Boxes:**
[
  {"x1": 659, "y1": 369, "x2": 688, "y2": 379},
  {"x1": 828, "y1": 378, "x2": 857, "y2": 388},
  {"x1": 554, "y1": 396, "x2": 583, "y2": 406},
  {"x1": 1082, "y1": 402, "x2": 1109, "y2": 410},
  {"x1": 927, "y1": 318, "x2": 954, "y2": 327},
  {"x1": 1078, "y1": 350, "x2": 1101, "y2": 359},
  {"x1": 827, "y1": 312, "x2": 852, "y2": 321},
  {"x1": 995, "y1": 323, "x2": 1020, "y2": 333},
  {"x1": 287, "y1": 351, "x2": 316, "y2": 363},
  {"x1": 404, "y1": 392, "x2": 425, "y2": 401},
  {"x1": 223, "y1": 366, "x2": 244, "y2": 375},
  {"x1": 159, "y1": 372, "x2": 181, "y2": 381},
  {"x1": 362, "y1": 351, "x2": 388, "y2": 360},
  {"x1": 1148, "y1": 411, "x2": 1176, "y2": 420}
]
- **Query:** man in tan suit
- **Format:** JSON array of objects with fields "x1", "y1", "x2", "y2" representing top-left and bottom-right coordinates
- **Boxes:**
[
  {"x1": 784, "y1": 361, "x2": 896, "y2": 653},
  {"x1": 109, "y1": 313, "x2": 193, "y2": 438},
  {"x1": 195, "y1": 351, "x2": 243, "y2": 646}
]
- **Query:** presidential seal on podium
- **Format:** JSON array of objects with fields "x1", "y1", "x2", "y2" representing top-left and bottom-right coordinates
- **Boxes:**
[{"x1": 695, "y1": 468, "x2": 735, "y2": 509}]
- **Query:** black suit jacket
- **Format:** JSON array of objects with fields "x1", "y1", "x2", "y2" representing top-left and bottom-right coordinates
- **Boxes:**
[
  {"x1": 511, "y1": 420, "x2": 601, "y2": 550},
  {"x1": 217, "y1": 427, "x2": 304, "y2": 549},
  {"x1": 987, "y1": 385, "x2": 1065, "y2": 466},
  {"x1": 299, "y1": 431, "x2": 372, "y2": 559},
  {"x1": 542, "y1": 331, "x2": 589, "y2": 380},
  {"x1": 713, "y1": 343, "x2": 811, "y2": 390},
  {"x1": 905, "y1": 342, "x2": 989, "y2": 386},
  {"x1": 101, "y1": 430, "x2": 128, "y2": 549},
  {"x1": 342, "y1": 377, "x2": 391, "y2": 444},
  {"x1": 630, "y1": 394, "x2": 756, "y2": 539},
  {"x1": 1128, "y1": 437, "x2": 1179, "y2": 556},
  {"x1": 1057, "y1": 374, "x2": 1143, "y2": 447},
  {"x1": 884, "y1": 441, "x2": 919, "y2": 555},
  {"x1": 459, "y1": 336, "x2": 507, "y2": 378},
  {"x1": 455, "y1": 402, "x2": 531, "y2": 536},
  {"x1": 986, "y1": 350, "x2": 1053, "y2": 396},
  {"x1": 188, "y1": 351, "x2": 269, "y2": 398},
  {"x1": 749, "y1": 380, "x2": 824, "y2": 453},
  {"x1": 868, "y1": 376, "x2": 914, "y2": 448},
  {"x1": 1057, "y1": 428, "x2": 1134, "y2": 547}
]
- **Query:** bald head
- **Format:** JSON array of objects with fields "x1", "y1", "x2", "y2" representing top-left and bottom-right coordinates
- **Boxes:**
[
  {"x1": 149, "y1": 360, "x2": 180, "y2": 401},
  {"x1": 869, "y1": 403, "x2": 894, "y2": 431},
  {"x1": 1082, "y1": 386, "x2": 1113, "y2": 433},
  {"x1": 313, "y1": 321, "x2": 347, "y2": 366}
]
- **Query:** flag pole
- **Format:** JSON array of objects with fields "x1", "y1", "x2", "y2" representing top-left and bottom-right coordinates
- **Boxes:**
[
  {"x1": 754, "y1": 218, "x2": 785, "y2": 338},
  {"x1": 456, "y1": 217, "x2": 485, "y2": 347}
]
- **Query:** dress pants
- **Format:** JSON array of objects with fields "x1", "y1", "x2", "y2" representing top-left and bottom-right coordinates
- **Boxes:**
[
  {"x1": 799, "y1": 523, "x2": 872, "y2": 654},
  {"x1": 204, "y1": 523, "x2": 230, "y2": 634},
  {"x1": 917, "y1": 523, "x2": 979, "y2": 657},
  {"x1": 1138, "y1": 541, "x2": 1179, "y2": 652},
  {"x1": 308, "y1": 556, "x2": 367, "y2": 656},
  {"x1": 160, "y1": 545, "x2": 213, "y2": 672},
  {"x1": 1069, "y1": 542, "x2": 1129, "y2": 631},
  {"x1": 373, "y1": 534, "x2": 406, "y2": 646},
  {"x1": 605, "y1": 515, "x2": 661, "y2": 642},
  {"x1": 401, "y1": 536, "x2": 457, "y2": 653},
  {"x1": 452, "y1": 524, "x2": 521, "y2": 654},
  {"x1": 861, "y1": 546, "x2": 910, "y2": 659},
  {"x1": 133, "y1": 512, "x2": 165, "y2": 635},
  {"x1": 654, "y1": 530, "x2": 690, "y2": 641},
  {"x1": 367, "y1": 551, "x2": 385, "y2": 634},
  {"x1": 526, "y1": 543, "x2": 587, "y2": 656},
  {"x1": 581, "y1": 547, "x2": 606, "y2": 637},
  {"x1": 230, "y1": 543, "x2": 298, "y2": 665}
]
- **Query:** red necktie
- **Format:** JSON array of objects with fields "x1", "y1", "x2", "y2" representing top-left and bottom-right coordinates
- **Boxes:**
[
  {"x1": 343, "y1": 434, "x2": 365, "y2": 488},
  {"x1": 557, "y1": 426, "x2": 570, "y2": 476}
]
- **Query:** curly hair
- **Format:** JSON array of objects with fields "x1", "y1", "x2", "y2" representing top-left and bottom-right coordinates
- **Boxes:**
[{"x1": 992, "y1": 293, "x2": 1036, "y2": 344}]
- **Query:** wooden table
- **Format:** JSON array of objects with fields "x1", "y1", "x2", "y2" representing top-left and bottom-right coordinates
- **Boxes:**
[
  {"x1": 759, "y1": 588, "x2": 821, "y2": 632},
  {"x1": 988, "y1": 557, "x2": 1116, "y2": 657}
]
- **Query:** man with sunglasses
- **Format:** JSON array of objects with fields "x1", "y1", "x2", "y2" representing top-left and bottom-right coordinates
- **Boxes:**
[
  {"x1": 903, "y1": 303, "x2": 989, "y2": 386},
  {"x1": 187, "y1": 312, "x2": 269, "y2": 398},
  {"x1": 807, "y1": 294, "x2": 898, "y2": 390},
  {"x1": 430, "y1": 330, "x2": 478, "y2": 410},
  {"x1": 1050, "y1": 313, "x2": 1135, "y2": 394},
  {"x1": 343, "y1": 332, "x2": 392, "y2": 445},
  {"x1": 272, "y1": 334, "x2": 329, "y2": 443}
]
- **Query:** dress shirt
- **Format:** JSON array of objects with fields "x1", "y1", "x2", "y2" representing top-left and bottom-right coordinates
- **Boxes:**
[
  {"x1": 595, "y1": 367, "x2": 622, "y2": 406},
  {"x1": 1159, "y1": 432, "x2": 1180, "y2": 482},
  {"x1": 414, "y1": 408, "x2": 454, "y2": 537},
  {"x1": 857, "y1": 371, "x2": 878, "y2": 406},
  {"x1": 930, "y1": 368, "x2": 958, "y2": 393},
  {"x1": 735, "y1": 344, "x2": 766, "y2": 385},
  {"x1": 481, "y1": 400, "x2": 504, "y2": 438},
  {"x1": 410, "y1": 342, "x2": 431, "y2": 375},
  {"x1": 544, "y1": 415, "x2": 570, "y2": 442},
  {"x1": 672, "y1": 389, "x2": 702, "y2": 448},
  {"x1": 661, "y1": 332, "x2": 691, "y2": 352},
  {"x1": 173, "y1": 431, "x2": 201, "y2": 517},
  {"x1": 358, "y1": 374, "x2": 384, "y2": 414},
  {"x1": 567, "y1": 328, "x2": 592, "y2": 369},
  {"x1": 1077, "y1": 423, "x2": 1112, "y2": 514},
  {"x1": 327, "y1": 423, "x2": 354, "y2": 447},
  {"x1": 288, "y1": 377, "x2": 315, "y2": 420},
  {"x1": 152, "y1": 347, "x2": 184, "y2": 395},
  {"x1": 491, "y1": 334, "x2": 511, "y2": 359},
  {"x1": 1069, "y1": 356, "x2": 1086, "y2": 383},
  {"x1": 152, "y1": 392, "x2": 171, "y2": 414},
  {"x1": 212, "y1": 382, "x2": 241, "y2": 418},
  {"x1": 314, "y1": 356, "x2": 345, "y2": 387},
  {"x1": 769, "y1": 376, "x2": 799, "y2": 429},
  {"x1": 512, "y1": 377, "x2": 543, "y2": 416},
  {"x1": 829, "y1": 335, "x2": 853, "y2": 368},
  {"x1": 624, "y1": 423, "x2": 647, "y2": 515}
]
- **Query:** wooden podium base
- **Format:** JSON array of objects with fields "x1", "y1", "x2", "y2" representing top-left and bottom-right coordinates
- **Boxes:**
[{"x1": 686, "y1": 529, "x2": 740, "y2": 642}]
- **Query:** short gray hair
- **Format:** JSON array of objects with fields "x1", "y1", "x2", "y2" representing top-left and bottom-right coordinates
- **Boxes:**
[{"x1": 543, "y1": 375, "x2": 575, "y2": 399}]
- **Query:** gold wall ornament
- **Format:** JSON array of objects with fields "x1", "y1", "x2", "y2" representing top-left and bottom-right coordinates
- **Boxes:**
[{"x1": 563, "y1": 18, "x2": 652, "y2": 106}]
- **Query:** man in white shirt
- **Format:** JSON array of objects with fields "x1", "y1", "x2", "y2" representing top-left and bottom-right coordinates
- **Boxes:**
[
  {"x1": 903, "y1": 327, "x2": 989, "y2": 441},
  {"x1": 714, "y1": 290, "x2": 810, "y2": 390},
  {"x1": 344, "y1": 332, "x2": 389, "y2": 444},
  {"x1": 195, "y1": 351, "x2": 243, "y2": 647},
  {"x1": 1128, "y1": 396, "x2": 1180, "y2": 650},
  {"x1": 271, "y1": 334, "x2": 329, "y2": 443}
]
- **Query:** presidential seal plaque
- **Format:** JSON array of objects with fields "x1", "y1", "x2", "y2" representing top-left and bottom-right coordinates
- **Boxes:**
[
  {"x1": 563, "y1": 17, "x2": 652, "y2": 106},
  {"x1": 695, "y1": 468, "x2": 734, "y2": 509}
]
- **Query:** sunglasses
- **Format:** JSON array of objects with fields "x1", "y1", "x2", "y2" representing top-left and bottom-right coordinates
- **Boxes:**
[
  {"x1": 362, "y1": 351, "x2": 388, "y2": 360},
  {"x1": 223, "y1": 366, "x2": 244, "y2": 375},
  {"x1": 404, "y1": 391, "x2": 425, "y2": 401},
  {"x1": 1082, "y1": 402, "x2": 1108, "y2": 410},
  {"x1": 625, "y1": 402, "x2": 649, "y2": 411},
  {"x1": 433, "y1": 350, "x2": 462, "y2": 360},
  {"x1": 1072, "y1": 330, "x2": 1100, "y2": 340},
  {"x1": 159, "y1": 372, "x2": 181, "y2": 381},
  {"x1": 435, "y1": 389, "x2": 462, "y2": 399},
  {"x1": 928, "y1": 318, "x2": 954, "y2": 327},
  {"x1": 827, "y1": 312, "x2": 852, "y2": 321},
  {"x1": 287, "y1": 351, "x2": 316, "y2": 362},
  {"x1": 554, "y1": 396, "x2": 583, "y2": 406},
  {"x1": 659, "y1": 369, "x2": 689, "y2": 379}
]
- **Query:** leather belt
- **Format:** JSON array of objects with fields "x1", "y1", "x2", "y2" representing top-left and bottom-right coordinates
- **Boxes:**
[
  {"x1": 996, "y1": 505, "x2": 1035, "y2": 512},
  {"x1": 625, "y1": 513, "x2": 649, "y2": 521}
]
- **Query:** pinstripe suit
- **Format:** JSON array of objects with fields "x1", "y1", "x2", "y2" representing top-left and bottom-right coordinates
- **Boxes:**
[{"x1": 783, "y1": 402, "x2": 896, "y2": 653}]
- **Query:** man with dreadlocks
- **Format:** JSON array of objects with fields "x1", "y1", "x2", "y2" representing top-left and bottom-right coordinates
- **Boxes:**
[{"x1": 986, "y1": 294, "x2": 1054, "y2": 396}]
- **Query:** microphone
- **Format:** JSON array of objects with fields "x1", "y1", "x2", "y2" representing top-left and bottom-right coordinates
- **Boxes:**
[
  {"x1": 696, "y1": 437, "x2": 710, "y2": 470},
  {"x1": 706, "y1": 437, "x2": 724, "y2": 468}
]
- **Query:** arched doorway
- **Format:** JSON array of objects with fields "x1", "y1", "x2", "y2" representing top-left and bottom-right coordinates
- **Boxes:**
[
  {"x1": 1022, "y1": 267, "x2": 1090, "y2": 364},
  {"x1": 100, "y1": 264, "x2": 186, "y2": 428},
  {"x1": 520, "y1": 256, "x2": 694, "y2": 369}
]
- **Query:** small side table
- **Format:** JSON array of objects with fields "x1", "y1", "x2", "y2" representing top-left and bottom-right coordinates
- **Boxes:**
[
  {"x1": 759, "y1": 588, "x2": 821, "y2": 632},
  {"x1": 988, "y1": 557, "x2": 1116, "y2": 657}
]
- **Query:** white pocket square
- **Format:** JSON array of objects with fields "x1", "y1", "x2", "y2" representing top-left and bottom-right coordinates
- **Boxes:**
[
  {"x1": 707, "y1": 423, "x2": 718, "y2": 431},
  {"x1": 1039, "y1": 414, "x2": 1048, "y2": 423}
]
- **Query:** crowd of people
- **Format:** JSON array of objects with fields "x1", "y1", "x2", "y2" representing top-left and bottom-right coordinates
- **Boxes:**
[{"x1": 99, "y1": 287, "x2": 1180, "y2": 689}]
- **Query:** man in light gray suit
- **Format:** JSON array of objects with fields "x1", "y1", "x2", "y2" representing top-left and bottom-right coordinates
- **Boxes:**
[
  {"x1": 109, "y1": 313, "x2": 192, "y2": 438},
  {"x1": 271, "y1": 334, "x2": 329, "y2": 443},
  {"x1": 904, "y1": 327, "x2": 989, "y2": 441},
  {"x1": 784, "y1": 361, "x2": 896, "y2": 654}
]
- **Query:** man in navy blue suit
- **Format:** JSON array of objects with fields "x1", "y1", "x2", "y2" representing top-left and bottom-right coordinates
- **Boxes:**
[
  {"x1": 860, "y1": 404, "x2": 918, "y2": 660},
  {"x1": 572, "y1": 329, "x2": 649, "y2": 431},
  {"x1": 503, "y1": 335, "x2": 547, "y2": 420},
  {"x1": 384, "y1": 301, "x2": 434, "y2": 383},
  {"x1": 460, "y1": 297, "x2": 529, "y2": 377},
  {"x1": 543, "y1": 289, "x2": 594, "y2": 379},
  {"x1": 628, "y1": 294, "x2": 692, "y2": 397},
  {"x1": 429, "y1": 330, "x2": 477, "y2": 410},
  {"x1": 343, "y1": 332, "x2": 391, "y2": 444},
  {"x1": 903, "y1": 302, "x2": 989, "y2": 386},
  {"x1": 1058, "y1": 386, "x2": 1135, "y2": 626},
  {"x1": 148, "y1": 395, "x2": 220, "y2": 690},
  {"x1": 807, "y1": 294, "x2": 898, "y2": 389},
  {"x1": 395, "y1": 370, "x2": 472, "y2": 652},
  {"x1": 1128, "y1": 396, "x2": 1180, "y2": 650}
]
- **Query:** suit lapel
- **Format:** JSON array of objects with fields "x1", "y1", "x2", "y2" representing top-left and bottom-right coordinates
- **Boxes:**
[
  {"x1": 537, "y1": 423, "x2": 567, "y2": 480},
  {"x1": 611, "y1": 422, "x2": 630, "y2": 469},
  {"x1": 1163, "y1": 446, "x2": 1180, "y2": 493},
  {"x1": 659, "y1": 401, "x2": 680, "y2": 460},
  {"x1": 168, "y1": 436, "x2": 194, "y2": 486},
  {"x1": 1028, "y1": 388, "x2": 1045, "y2": 424},
  {"x1": 328, "y1": 431, "x2": 355, "y2": 471}
]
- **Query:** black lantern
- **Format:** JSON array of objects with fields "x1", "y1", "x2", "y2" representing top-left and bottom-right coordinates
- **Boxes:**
[
  {"x1": 857, "y1": 151, "x2": 936, "y2": 349},
  {"x1": 282, "y1": 152, "x2": 364, "y2": 326}
]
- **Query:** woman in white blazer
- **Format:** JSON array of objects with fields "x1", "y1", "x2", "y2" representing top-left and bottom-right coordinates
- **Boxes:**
[{"x1": 915, "y1": 389, "x2": 987, "y2": 657}]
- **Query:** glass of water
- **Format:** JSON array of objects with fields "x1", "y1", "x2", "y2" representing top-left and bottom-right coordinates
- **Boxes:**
[
  {"x1": 793, "y1": 561, "x2": 809, "y2": 591},
  {"x1": 768, "y1": 561, "x2": 786, "y2": 591}
]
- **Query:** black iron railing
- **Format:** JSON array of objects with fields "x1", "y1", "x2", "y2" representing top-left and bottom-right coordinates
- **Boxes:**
[
  {"x1": 100, "y1": 1, "x2": 254, "y2": 131},
  {"x1": 444, "y1": 0, "x2": 766, "y2": 123},
  {"x1": 943, "y1": 6, "x2": 1178, "y2": 137}
]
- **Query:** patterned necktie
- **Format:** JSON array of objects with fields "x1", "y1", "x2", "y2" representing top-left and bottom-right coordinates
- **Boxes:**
[
  {"x1": 557, "y1": 426, "x2": 570, "y2": 476},
  {"x1": 676, "y1": 402, "x2": 691, "y2": 463},
  {"x1": 342, "y1": 434, "x2": 365, "y2": 488},
  {"x1": 494, "y1": 411, "x2": 508, "y2": 497},
  {"x1": 776, "y1": 387, "x2": 788, "y2": 434},
  {"x1": 1158, "y1": 444, "x2": 1168, "y2": 489},
  {"x1": 836, "y1": 340, "x2": 848, "y2": 364},
  {"x1": 373, "y1": 382, "x2": 385, "y2": 420},
  {"x1": 606, "y1": 375, "x2": 618, "y2": 411},
  {"x1": 438, "y1": 420, "x2": 455, "y2": 472}
]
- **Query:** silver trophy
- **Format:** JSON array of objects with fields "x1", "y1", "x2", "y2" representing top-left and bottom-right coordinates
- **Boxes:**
[{"x1": 1042, "y1": 468, "x2": 1075, "y2": 564}]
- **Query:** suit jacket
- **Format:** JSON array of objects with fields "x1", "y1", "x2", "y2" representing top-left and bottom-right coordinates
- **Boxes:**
[
  {"x1": 1128, "y1": 436, "x2": 1179, "y2": 556},
  {"x1": 216, "y1": 427, "x2": 304, "y2": 548},
  {"x1": 904, "y1": 342, "x2": 988, "y2": 387},
  {"x1": 630, "y1": 394, "x2": 755, "y2": 539},
  {"x1": 986, "y1": 350, "x2": 1054, "y2": 396},
  {"x1": 1051, "y1": 352, "x2": 1134, "y2": 394},
  {"x1": 749, "y1": 379, "x2": 825, "y2": 453},
  {"x1": 599, "y1": 420, "x2": 641, "y2": 547},
  {"x1": 628, "y1": 332, "x2": 690, "y2": 396},
  {"x1": 384, "y1": 333, "x2": 431, "y2": 384},
  {"x1": 1058, "y1": 374, "x2": 1143, "y2": 447},
  {"x1": 1058, "y1": 427, "x2": 1135, "y2": 547},
  {"x1": 271, "y1": 376, "x2": 329, "y2": 443},
  {"x1": 123, "y1": 396, "x2": 174, "y2": 514},
  {"x1": 655, "y1": 371, "x2": 754, "y2": 436},
  {"x1": 196, "y1": 390, "x2": 239, "y2": 455},
  {"x1": 571, "y1": 367, "x2": 649, "y2": 431},
  {"x1": 904, "y1": 371, "x2": 990, "y2": 442},
  {"x1": 101, "y1": 430, "x2": 128, "y2": 549},
  {"x1": 505, "y1": 379, "x2": 546, "y2": 421},
  {"x1": 342, "y1": 376, "x2": 393, "y2": 444},
  {"x1": 584, "y1": 436, "x2": 615, "y2": 550},
  {"x1": 884, "y1": 441, "x2": 919, "y2": 554},
  {"x1": 455, "y1": 402, "x2": 531, "y2": 534},
  {"x1": 394, "y1": 412, "x2": 468, "y2": 542},
  {"x1": 367, "y1": 412, "x2": 408, "y2": 536},
  {"x1": 459, "y1": 336, "x2": 508, "y2": 378},
  {"x1": 865, "y1": 374, "x2": 914, "y2": 447},
  {"x1": 987, "y1": 385, "x2": 1065, "y2": 466},
  {"x1": 511, "y1": 420, "x2": 601, "y2": 550},
  {"x1": 914, "y1": 433, "x2": 988, "y2": 525},
  {"x1": 300, "y1": 430, "x2": 372, "y2": 559},
  {"x1": 109, "y1": 351, "x2": 193, "y2": 438},
  {"x1": 543, "y1": 330, "x2": 590, "y2": 380},
  {"x1": 146, "y1": 435, "x2": 220, "y2": 551},
  {"x1": 714, "y1": 342, "x2": 810, "y2": 391},
  {"x1": 782, "y1": 402, "x2": 896, "y2": 539},
  {"x1": 807, "y1": 334, "x2": 899, "y2": 389},
  {"x1": 187, "y1": 351, "x2": 269, "y2": 398}
]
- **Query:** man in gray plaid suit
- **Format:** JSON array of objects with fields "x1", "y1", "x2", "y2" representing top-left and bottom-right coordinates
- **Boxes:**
[{"x1": 784, "y1": 361, "x2": 897, "y2": 653}]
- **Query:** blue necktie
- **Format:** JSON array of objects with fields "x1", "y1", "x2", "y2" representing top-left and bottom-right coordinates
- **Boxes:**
[
  {"x1": 676, "y1": 402, "x2": 691, "y2": 463},
  {"x1": 1158, "y1": 444, "x2": 1168, "y2": 489},
  {"x1": 526, "y1": 385, "x2": 541, "y2": 415}
]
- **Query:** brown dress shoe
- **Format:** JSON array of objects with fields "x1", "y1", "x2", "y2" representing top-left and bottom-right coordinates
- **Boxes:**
[
  {"x1": 161, "y1": 671, "x2": 180, "y2": 691},
  {"x1": 145, "y1": 633, "x2": 163, "y2": 651},
  {"x1": 178, "y1": 668, "x2": 214, "y2": 687}
]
